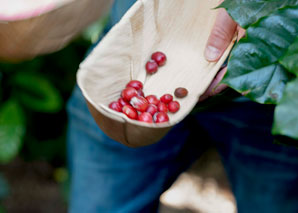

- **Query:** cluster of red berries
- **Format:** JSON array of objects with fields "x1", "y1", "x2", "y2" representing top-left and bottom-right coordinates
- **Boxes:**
[
  {"x1": 145, "y1": 51, "x2": 167, "y2": 74},
  {"x1": 109, "y1": 51, "x2": 188, "y2": 123},
  {"x1": 109, "y1": 80, "x2": 181, "y2": 123}
]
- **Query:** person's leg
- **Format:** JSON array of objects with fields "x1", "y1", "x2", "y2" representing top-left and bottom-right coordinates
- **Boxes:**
[
  {"x1": 195, "y1": 99, "x2": 298, "y2": 213},
  {"x1": 66, "y1": 86, "x2": 208, "y2": 213}
]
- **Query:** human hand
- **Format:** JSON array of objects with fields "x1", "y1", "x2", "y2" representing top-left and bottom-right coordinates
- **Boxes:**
[{"x1": 199, "y1": 4, "x2": 245, "y2": 102}]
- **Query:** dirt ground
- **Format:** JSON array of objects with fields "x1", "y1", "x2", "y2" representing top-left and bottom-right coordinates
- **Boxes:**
[
  {"x1": 159, "y1": 149, "x2": 236, "y2": 213},
  {"x1": 0, "y1": 159, "x2": 67, "y2": 213},
  {"x1": 0, "y1": 149, "x2": 236, "y2": 213}
]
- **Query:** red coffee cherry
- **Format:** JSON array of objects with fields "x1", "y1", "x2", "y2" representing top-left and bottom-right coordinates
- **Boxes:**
[
  {"x1": 137, "y1": 89, "x2": 145, "y2": 97},
  {"x1": 154, "y1": 112, "x2": 169, "y2": 123},
  {"x1": 168, "y1": 101, "x2": 180, "y2": 113},
  {"x1": 138, "y1": 112, "x2": 153, "y2": 123},
  {"x1": 160, "y1": 94, "x2": 173, "y2": 104},
  {"x1": 118, "y1": 97, "x2": 130, "y2": 107},
  {"x1": 151, "y1": 51, "x2": 167, "y2": 66},
  {"x1": 157, "y1": 102, "x2": 168, "y2": 113},
  {"x1": 130, "y1": 96, "x2": 149, "y2": 112},
  {"x1": 121, "y1": 87, "x2": 138, "y2": 102},
  {"x1": 146, "y1": 104, "x2": 158, "y2": 116},
  {"x1": 109, "y1": 101, "x2": 122, "y2": 112},
  {"x1": 122, "y1": 105, "x2": 138, "y2": 120},
  {"x1": 146, "y1": 60, "x2": 158, "y2": 74},
  {"x1": 126, "y1": 80, "x2": 143, "y2": 91},
  {"x1": 174, "y1": 87, "x2": 188, "y2": 98},
  {"x1": 146, "y1": 95, "x2": 160, "y2": 106}
]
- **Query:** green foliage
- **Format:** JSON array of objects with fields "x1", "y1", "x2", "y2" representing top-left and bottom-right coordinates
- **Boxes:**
[
  {"x1": 279, "y1": 36, "x2": 298, "y2": 75},
  {"x1": 220, "y1": 0, "x2": 298, "y2": 28},
  {"x1": 11, "y1": 72, "x2": 63, "y2": 113},
  {"x1": 0, "y1": 37, "x2": 91, "y2": 165},
  {"x1": 0, "y1": 16, "x2": 107, "y2": 211},
  {"x1": 25, "y1": 134, "x2": 66, "y2": 162},
  {"x1": 220, "y1": 1, "x2": 298, "y2": 144},
  {"x1": 272, "y1": 79, "x2": 298, "y2": 139},
  {"x1": 0, "y1": 206, "x2": 5, "y2": 213},
  {"x1": 223, "y1": 5, "x2": 298, "y2": 104},
  {"x1": 0, "y1": 100, "x2": 25, "y2": 163}
]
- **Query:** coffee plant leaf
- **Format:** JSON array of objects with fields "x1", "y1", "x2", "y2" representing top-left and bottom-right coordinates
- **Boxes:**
[
  {"x1": 279, "y1": 36, "x2": 298, "y2": 76},
  {"x1": 219, "y1": 0, "x2": 298, "y2": 28},
  {"x1": 223, "y1": 5, "x2": 298, "y2": 104},
  {"x1": 272, "y1": 78, "x2": 298, "y2": 139},
  {"x1": 0, "y1": 99, "x2": 25, "y2": 163},
  {"x1": 11, "y1": 72, "x2": 63, "y2": 113}
]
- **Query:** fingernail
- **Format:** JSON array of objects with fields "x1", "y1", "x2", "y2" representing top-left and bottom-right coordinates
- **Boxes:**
[{"x1": 205, "y1": 46, "x2": 221, "y2": 61}]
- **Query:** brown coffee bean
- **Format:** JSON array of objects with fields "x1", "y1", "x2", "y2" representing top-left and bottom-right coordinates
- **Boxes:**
[{"x1": 174, "y1": 87, "x2": 188, "y2": 98}]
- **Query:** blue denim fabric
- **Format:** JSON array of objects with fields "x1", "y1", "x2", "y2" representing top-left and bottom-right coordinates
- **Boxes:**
[
  {"x1": 67, "y1": 1, "x2": 298, "y2": 212},
  {"x1": 67, "y1": 86, "x2": 209, "y2": 212}
]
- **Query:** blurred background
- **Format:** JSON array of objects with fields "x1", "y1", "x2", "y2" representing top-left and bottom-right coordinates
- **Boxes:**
[
  {"x1": 0, "y1": 12, "x2": 236, "y2": 213},
  {"x1": 0, "y1": 17, "x2": 105, "y2": 213}
]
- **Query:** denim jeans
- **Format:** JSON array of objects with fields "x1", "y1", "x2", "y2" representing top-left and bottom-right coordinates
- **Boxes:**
[
  {"x1": 67, "y1": 85, "x2": 298, "y2": 213},
  {"x1": 67, "y1": 0, "x2": 298, "y2": 212}
]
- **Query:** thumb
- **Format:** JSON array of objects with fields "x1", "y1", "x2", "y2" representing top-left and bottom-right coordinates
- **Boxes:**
[{"x1": 204, "y1": 8, "x2": 237, "y2": 62}]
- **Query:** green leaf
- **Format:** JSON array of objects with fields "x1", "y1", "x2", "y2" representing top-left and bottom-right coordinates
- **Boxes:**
[
  {"x1": 0, "y1": 72, "x2": 3, "y2": 101},
  {"x1": 0, "y1": 100, "x2": 25, "y2": 163},
  {"x1": 279, "y1": 36, "x2": 298, "y2": 75},
  {"x1": 12, "y1": 72, "x2": 63, "y2": 113},
  {"x1": 0, "y1": 58, "x2": 43, "y2": 73},
  {"x1": 223, "y1": 5, "x2": 298, "y2": 104},
  {"x1": 272, "y1": 79, "x2": 298, "y2": 140},
  {"x1": 0, "y1": 174, "x2": 9, "y2": 200},
  {"x1": 25, "y1": 135, "x2": 66, "y2": 162},
  {"x1": 219, "y1": 0, "x2": 298, "y2": 28},
  {"x1": 0, "y1": 205, "x2": 6, "y2": 213}
]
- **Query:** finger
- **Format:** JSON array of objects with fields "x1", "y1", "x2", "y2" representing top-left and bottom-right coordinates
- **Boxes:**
[
  {"x1": 199, "y1": 67, "x2": 228, "y2": 102},
  {"x1": 213, "y1": 83, "x2": 228, "y2": 95},
  {"x1": 204, "y1": 9, "x2": 237, "y2": 62},
  {"x1": 237, "y1": 26, "x2": 246, "y2": 41}
]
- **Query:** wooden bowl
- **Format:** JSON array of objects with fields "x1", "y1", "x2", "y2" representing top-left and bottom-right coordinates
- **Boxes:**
[
  {"x1": 0, "y1": 0, "x2": 113, "y2": 62},
  {"x1": 77, "y1": 0, "x2": 236, "y2": 147}
]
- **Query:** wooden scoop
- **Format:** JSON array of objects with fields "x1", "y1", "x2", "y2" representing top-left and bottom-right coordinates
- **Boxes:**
[{"x1": 77, "y1": 0, "x2": 236, "y2": 147}]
